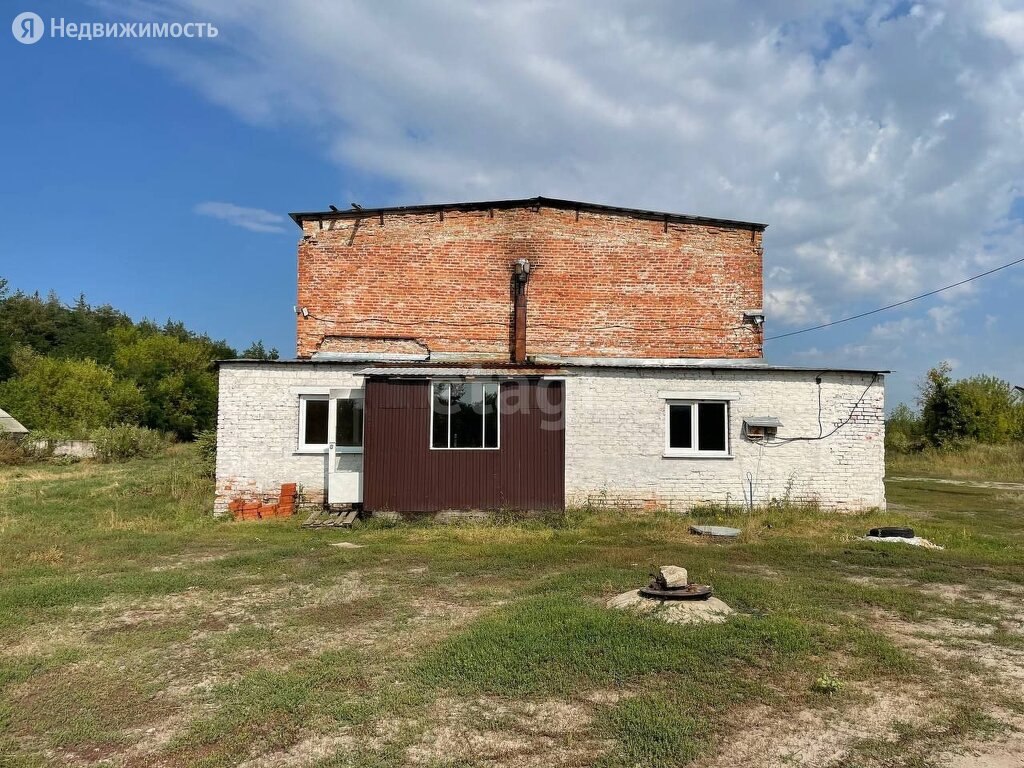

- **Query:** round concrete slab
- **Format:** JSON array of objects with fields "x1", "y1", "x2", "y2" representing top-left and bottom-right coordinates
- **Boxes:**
[
  {"x1": 607, "y1": 589, "x2": 734, "y2": 625},
  {"x1": 689, "y1": 524, "x2": 742, "y2": 538}
]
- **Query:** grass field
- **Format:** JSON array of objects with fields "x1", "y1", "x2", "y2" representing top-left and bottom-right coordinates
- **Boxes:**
[
  {"x1": 887, "y1": 442, "x2": 1024, "y2": 482},
  {"x1": 1, "y1": 446, "x2": 1023, "y2": 767}
]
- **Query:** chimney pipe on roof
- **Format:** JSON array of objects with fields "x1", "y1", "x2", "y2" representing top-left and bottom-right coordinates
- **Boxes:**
[{"x1": 511, "y1": 258, "x2": 530, "y2": 364}]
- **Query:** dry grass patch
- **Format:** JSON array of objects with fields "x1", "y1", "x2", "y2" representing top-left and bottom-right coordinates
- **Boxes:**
[
  {"x1": 7, "y1": 661, "x2": 175, "y2": 760},
  {"x1": 696, "y1": 684, "x2": 936, "y2": 768},
  {"x1": 405, "y1": 695, "x2": 611, "y2": 767}
]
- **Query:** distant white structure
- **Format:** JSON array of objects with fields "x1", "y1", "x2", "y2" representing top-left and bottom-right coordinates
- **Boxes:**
[{"x1": 0, "y1": 407, "x2": 28, "y2": 437}]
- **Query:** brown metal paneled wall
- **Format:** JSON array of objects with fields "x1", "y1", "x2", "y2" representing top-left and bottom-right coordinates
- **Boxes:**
[{"x1": 363, "y1": 379, "x2": 565, "y2": 512}]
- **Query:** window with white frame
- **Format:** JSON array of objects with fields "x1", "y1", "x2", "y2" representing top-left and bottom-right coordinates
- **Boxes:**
[
  {"x1": 665, "y1": 400, "x2": 729, "y2": 456},
  {"x1": 431, "y1": 381, "x2": 499, "y2": 449},
  {"x1": 298, "y1": 395, "x2": 363, "y2": 452}
]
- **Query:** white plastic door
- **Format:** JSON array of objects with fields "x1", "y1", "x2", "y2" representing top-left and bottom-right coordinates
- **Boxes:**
[{"x1": 327, "y1": 388, "x2": 363, "y2": 504}]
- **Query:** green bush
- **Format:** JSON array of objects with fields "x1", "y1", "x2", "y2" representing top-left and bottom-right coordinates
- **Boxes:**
[
  {"x1": 111, "y1": 329, "x2": 219, "y2": 440},
  {"x1": 899, "y1": 363, "x2": 1024, "y2": 450},
  {"x1": 91, "y1": 425, "x2": 168, "y2": 462},
  {"x1": 885, "y1": 402, "x2": 926, "y2": 453},
  {"x1": 0, "y1": 285, "x2": 265, "y2": 441},
  {"x1": 0, "y1": 347, "x2": 145, "y2": 435}
]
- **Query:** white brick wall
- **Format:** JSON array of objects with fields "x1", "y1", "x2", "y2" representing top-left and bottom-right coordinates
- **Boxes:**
[
  {"x1": 564, "y1": 368, "x2": 885, "y2": 511},
  {"x1": 216, "y1": 362, "x2": 885, "y2": 514},
  {"x1": 214, "y1": 362, "x2": 365, "y2": 513}
]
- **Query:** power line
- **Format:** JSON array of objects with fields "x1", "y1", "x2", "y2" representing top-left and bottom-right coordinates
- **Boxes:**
[{"x1": 765, "y1": 255, "x2": 1024, "y2": 341}]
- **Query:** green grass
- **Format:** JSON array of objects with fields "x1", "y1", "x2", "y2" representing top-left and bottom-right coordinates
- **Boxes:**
[
  {"x1": 417, "y1": 598, "x2": 819, "y2": 696},
  {"x1": 887, "y1": 442, "x2": 1024, "y2": 482},
  {"x1": 598, "y1": 693, "x2": 710, "y2": 768},
  {"x1": 0, "y1": 447, "x2": 1022, "y2": 766}
]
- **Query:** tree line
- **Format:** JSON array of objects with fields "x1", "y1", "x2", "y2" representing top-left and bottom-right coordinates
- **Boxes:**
[
  {"x1": 0, "y1": 278, "x2": 278, "y2": 440},
  {"x1": 886, "y1": 362, "x2": 1024, "y2": 452}
]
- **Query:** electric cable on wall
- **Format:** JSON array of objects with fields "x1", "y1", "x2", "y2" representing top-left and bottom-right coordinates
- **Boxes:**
[{"x1": 766, "y1": 374, "x2": 879, "y2": 445}]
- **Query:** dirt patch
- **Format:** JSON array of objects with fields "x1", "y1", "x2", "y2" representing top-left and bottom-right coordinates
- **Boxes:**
[
  {"x1": 236, "y1": 733, "x2": 357, "y2": 767},
  {"x1": 940, "y1": 732, "x2": 1024, "y2": 767},
  {"x1": 7, "y1": 661, "x2": 175, "y2": 756},
  {"x1": 874, "y1": 609, "x2": 1024, "y2": 683},
  {"x1": 148, "y1": 552, "x2": 231, "y2": 571},
  {"x1": 406, "y1": 696, "x2": 611, "y2": 767},
  {"x1": 5, "y1": 576, "x2": 378, "y2": 659},
  {"x1": 581, "y1": 688, "x2": 635, "y2": 705},
  {"x1": 847, "y1": 576, "x2": 1024, "y2": 684},
  {"x1": 845, "y1": 575, "x2": 1024, "y2": 619},
  {"x1": 696, "y1": 686, "x2": 936, "y2": 768},
  {"x1": 295, "y1": 595, "x2": 390, "y2": 630}
]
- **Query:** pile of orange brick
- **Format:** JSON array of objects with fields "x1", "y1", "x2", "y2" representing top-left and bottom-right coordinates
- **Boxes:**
[{"x1": 228, "y1": 483, "x2": 298, "y2": 522}]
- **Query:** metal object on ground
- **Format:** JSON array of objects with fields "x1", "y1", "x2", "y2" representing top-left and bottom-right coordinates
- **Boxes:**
[
  {"x1": 639, "y1": 582, "x2": 713, "y2": 601},
  {"x1": 689, "y1": 524, "x2": 741, "y2": 538},
  {"x1": 868, "y1": 526, "x2": 914, "y2": 538}
]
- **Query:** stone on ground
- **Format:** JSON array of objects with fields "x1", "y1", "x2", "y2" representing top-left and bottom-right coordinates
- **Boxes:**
[
  {"x1": 607, "y1": 589, "x2": 733, "y2": 625},
  {"x1": 329, "y1": 542, "x2": 365, "y2": 549},
  {"x1": 658, "y1": 565, "x2": 688, "y2": 588}
]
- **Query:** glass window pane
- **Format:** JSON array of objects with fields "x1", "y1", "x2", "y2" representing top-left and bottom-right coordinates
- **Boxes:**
[
  {"x1": 668, "y1": 404, "x2": 692, "y2": 449},
  {"x1": 303, "y1": 398, "x2": 329, "y2": 445},
  {"x1": 483, "y1": 383, "x2": 499, "y2": 448},
  {"x1": 450, "y1": 382, "x2": 484, "y2": 448},
  {"x1": 697, "y1": 402, "x2": 727, "y2": 451},
  {"x1": 335, "y1": 399, "x2": 363, "y2": 447},
  {"x1": 432, "y1": 383, "x2": 450, "y2": 448}
]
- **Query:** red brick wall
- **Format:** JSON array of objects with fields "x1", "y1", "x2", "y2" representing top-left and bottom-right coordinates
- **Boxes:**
[{"x1": 296, "y1": 206, "x2": 763, "y2": 360}]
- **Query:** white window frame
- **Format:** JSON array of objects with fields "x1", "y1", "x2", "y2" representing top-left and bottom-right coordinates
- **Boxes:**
[
  {"x1": 429, "y1": 380, "x2": 501, "y2": 451},
  {"x1": 297, "y1": 392, "x2": 364, "y2": 454},
  {"x1": 664, "y1": 399, "x2": 731, "y2": 458}
]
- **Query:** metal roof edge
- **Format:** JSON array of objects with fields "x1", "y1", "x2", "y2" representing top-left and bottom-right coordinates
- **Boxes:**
[
  {"x1": 215, "y1": 358, "x2": 369, "y2": 366},
  {"x1": 289, "y1": 196, "x2": 767, "y2": 231},
  {"x1": 532, "y1": 355, "x2": 889, "y2": 375},
  {"x1": 215, "y1": 357, "x2": 889, "y2": 376}
]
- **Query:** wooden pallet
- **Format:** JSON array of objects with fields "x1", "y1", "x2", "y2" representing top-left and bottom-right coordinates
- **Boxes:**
[{"x1": 302, "y1": 507, "x2": 360, "y2": 529}]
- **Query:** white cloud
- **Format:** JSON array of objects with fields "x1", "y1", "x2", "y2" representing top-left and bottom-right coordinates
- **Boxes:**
[
  {"x1": 927, "y1": 305, "x2": 960, "y2": 334},
  {"x1": 764, "y1": 285, "x2": 827, "y2": 327},
  {"x1": 869, "y1": 316, "x2": 926, "y2": 341},
  {"x1": 194, "y1": 201, "x2": 289, "y2": 234},
  {"x1": 109, "y1": 0, "x2": 1024, "y2": 407},
  {"x1": 137, "y1": 0, "x2": 1024, "y2": 327}
]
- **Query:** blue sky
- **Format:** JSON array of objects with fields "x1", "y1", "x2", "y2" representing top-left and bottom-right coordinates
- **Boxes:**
[{"x1": 2, "y1": 0, "x2": 1023, "y2": 409}]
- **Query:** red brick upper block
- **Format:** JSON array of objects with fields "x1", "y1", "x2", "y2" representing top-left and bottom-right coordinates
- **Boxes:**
[{"x1": 296, "y1": 204, "x2": 764, "y2": 360}]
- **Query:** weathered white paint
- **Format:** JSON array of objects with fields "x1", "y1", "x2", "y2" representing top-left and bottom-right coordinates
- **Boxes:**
[
  {"x1": 564, "y1": 368, "x2": 885, "y2": 511},
  {"x1": 215, "y1": 362, "x2": 885, "y2": 514}
]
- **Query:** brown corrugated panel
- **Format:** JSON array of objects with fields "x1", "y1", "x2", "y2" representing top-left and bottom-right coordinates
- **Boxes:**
[{"x1": 364, "y1": 379, "x2": 565, "y2": 513}]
